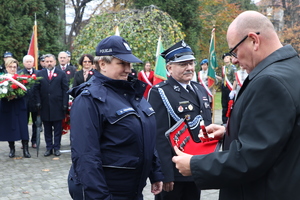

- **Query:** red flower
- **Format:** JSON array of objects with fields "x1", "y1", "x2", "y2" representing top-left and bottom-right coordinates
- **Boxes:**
[
  {"x1": 12, "y1": 74, "x2": 18, "y2": 79},
  {"x1": 11, "y1": 84, "x2": 19, "y2": 89},
  {"x1": 31, "y1": 74, "x2": 36, "y2": 80},
  {"x1": 22, "y1": 80, "x2": 28, "y2": 84}
]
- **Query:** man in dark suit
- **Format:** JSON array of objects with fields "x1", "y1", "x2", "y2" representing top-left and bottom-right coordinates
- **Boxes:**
[
  {"x1": 172, "y1": 11, "x2": 300, "y2": 200},
  {"x1": 147, "y1": 40, "x2": 212, "y2": 200},
  {"x1": 18, "y1": 55, "x2": 39, "y2": 148},
  {"x1": 35, "y1": 54, "x2": 69, "y2": 157},
  {"x1": 58, "y1": 51, "x2": 76, "y2": 87}
]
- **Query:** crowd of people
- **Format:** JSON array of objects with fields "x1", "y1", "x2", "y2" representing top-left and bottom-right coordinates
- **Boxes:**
[
  {"x1": 1, "y1": 10, "x2": 300, "y2": 200},
  {"x1": 0, "y1": 51, "x2": 95, "y2": 158}
]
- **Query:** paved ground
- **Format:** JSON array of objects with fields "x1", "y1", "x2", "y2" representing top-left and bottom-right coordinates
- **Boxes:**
[{"x1": 0, "y1": 110, "x2": 222, "y2": 200}]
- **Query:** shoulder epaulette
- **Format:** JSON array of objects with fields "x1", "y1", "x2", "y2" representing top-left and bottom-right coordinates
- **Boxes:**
[{"x1": 154, "y1": 80, "x2": 168, "y2": 88}]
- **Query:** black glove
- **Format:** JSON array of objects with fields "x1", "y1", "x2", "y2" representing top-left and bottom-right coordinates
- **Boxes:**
[{"x1": 36, "y1": 103, "x2": 41, "y2": 110}]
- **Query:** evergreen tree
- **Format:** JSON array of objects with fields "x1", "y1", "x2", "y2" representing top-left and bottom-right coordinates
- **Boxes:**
[
  {"x1": 131, "y1": 0, "x2": 202, "y2": 60},
  {"x1": 0, "y1": 0, "x2": 65, "y2": 65}
]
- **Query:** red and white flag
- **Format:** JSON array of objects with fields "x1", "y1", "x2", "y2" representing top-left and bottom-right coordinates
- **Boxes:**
[{"x1": 27, "y1": 18, "x2": 38, "y2": 69}]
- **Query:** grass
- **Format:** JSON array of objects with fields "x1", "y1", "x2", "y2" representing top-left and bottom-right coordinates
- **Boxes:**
[{"x1": 213, "y1": 92, "x2": 222, "y2": 110}]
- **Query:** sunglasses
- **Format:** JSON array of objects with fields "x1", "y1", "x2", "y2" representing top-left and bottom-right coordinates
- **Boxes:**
[{"x1": 229, "y1": 32, "x2": 260, "y2": 58}]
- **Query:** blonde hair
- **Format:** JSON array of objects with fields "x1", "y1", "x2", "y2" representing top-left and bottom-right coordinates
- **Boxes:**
[
  {"x1": 5, "y1": 58, "x2": 19, "y2": 68},
  {"x1": 93, "y1": 56, "x2": 114, "y2": 71}
]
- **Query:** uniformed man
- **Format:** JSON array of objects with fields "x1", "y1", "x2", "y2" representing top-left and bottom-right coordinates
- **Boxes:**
[
  {"x1": 216, "y1": 53, "x2": 236, "y2": 125},
  {"x1": 148, "y1": 40, "x2": 212, "y2": 200}
]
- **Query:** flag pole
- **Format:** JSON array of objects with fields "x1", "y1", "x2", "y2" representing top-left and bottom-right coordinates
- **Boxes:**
[
  {"x1": 210, "y1": 24, "x2": 216, "y2": 124},
  {"x1": 34, "y1": 13, "x2": 38, "y2": 70}
]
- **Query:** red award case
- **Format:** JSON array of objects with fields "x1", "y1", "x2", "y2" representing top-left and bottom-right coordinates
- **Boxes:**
[{"x1": 165, "y1": 118, "x2": 221, "y2": 155}]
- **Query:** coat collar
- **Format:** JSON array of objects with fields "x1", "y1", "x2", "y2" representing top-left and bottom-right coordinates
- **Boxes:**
[
  {"x1": 249, "y1": 45, "x2": 298, "y2": 81},
  {"x1": 167, "y1": 76, "x2": 201, "y2": 106}
]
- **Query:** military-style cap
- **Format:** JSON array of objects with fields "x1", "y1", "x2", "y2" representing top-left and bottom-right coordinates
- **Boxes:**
[
  {"x1": 200, "y1": 59, "x2": 208, "y2": 65},
  {"x1": 161, "y1": 40, "x2": 195, "y2": 63},
  {"x1": 222, "y1": 53, "x2": 231, "y2": 59},
  {"x1": 65, "y1": 51, "x2": 71, "y2": 57},
  {"x1": 95, "y1": 35, "x2": 142, "y2": 63},
  {"x1": 3, "y1": 51, "x2": 13, "y2": 58},
  {"x1": 39, "y1": 55, "x2": 45, "y2": 61}
]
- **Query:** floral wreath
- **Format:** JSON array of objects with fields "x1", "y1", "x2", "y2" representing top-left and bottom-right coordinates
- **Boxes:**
[{"x1": 0, "y1": 74, "x2": 40, "y2": 100}]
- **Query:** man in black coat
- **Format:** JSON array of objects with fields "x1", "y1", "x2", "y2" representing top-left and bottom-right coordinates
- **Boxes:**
[
  {"x1": 35, "y1": 54, "x2": 69, "y2": 157},
  {"x1": 173, "y1": 11, "x2": 300, "y2": 200},
  {"x1": 18, "y1": 55, "x2": 39, "y2": 148},
  {"x1": 148, "y1": 40, "x2": 212, "y2": 200},
  {"x1": 57, "y1": 51, "x2": 76, "y2": 87}
]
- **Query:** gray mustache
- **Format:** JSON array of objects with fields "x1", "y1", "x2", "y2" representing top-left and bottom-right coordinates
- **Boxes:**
[{"x1": 183, "y1": 71, "x2": 193, "y2": 75}]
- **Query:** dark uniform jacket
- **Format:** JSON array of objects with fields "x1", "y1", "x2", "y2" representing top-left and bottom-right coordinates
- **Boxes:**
[
  {"x1": 68, "y1": 71, "x2": 163, "y2": 200},
  {"x1": 148, "y1": 76, "x2": 212, "y2": 182},
  {"x1": 191, "y1": 45, "x2": 300, "y2": 200},
  {"x1": 35, "y1": 68, "x2": 69, "y2": 121}
]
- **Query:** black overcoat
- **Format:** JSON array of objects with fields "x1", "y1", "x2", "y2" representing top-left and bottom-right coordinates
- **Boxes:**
[{"x1": 35, "y1": 68, "x2": 69, "y2": 121}]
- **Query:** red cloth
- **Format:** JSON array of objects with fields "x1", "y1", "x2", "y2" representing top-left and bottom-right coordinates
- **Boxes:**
[
  {"x1": 48, "y1": 71, "x2": 52, "y2": 80},
  {"x1": 226, "y1": 99, "x2": 234, "y2": 118},
  {"x1": 138, "y1": 70, "x2": 154, "y2": 98}
]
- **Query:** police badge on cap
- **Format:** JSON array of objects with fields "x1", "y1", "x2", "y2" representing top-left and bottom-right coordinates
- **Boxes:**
[
  {"x1": 95, "y1": 35, "x2": 142, "y2": 63},
  {"x1": 160, "y1": 40, "x2": 195, "y2": 63}
]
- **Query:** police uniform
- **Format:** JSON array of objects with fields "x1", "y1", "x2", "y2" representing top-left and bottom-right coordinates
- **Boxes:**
[
  {"x1": 68, "y1": 35, "x2": 163, "y2": 200},
  {"x1": 148, "y1": 40, "x2": 212, "y2": 200}
]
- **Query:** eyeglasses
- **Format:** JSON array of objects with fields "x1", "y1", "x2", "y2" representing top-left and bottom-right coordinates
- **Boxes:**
[
  {"x1": 7, "y1": 66, "x2": 17, "y2": 69},
  {"x1": 229, "y1": 32, "x2": 260, "y2": 58},
  {"x1": 172, "y1": 60, "x2": 197, "y2": 68},
  {"x1": 83, "y1": 61, "x2": 92, "y2": 63}
]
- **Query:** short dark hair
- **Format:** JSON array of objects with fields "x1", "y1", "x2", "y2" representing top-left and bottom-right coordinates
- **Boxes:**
[{"x1": 78, "y1": 54, "x2": 94, "y2": 66}]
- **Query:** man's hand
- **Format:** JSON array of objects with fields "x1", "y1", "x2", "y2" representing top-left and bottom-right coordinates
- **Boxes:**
[
  {"x1": 151, "y1": 181, "x2": 163, "y2": 195},
  {"x1": 172, "y1": 146, "x2": 193, "y2": 176},
  {"x1": 199, "y1": 124, "x2": 225, "y2": 142},
  {"x1": 162, "y1": 182, "x2": 174, "y2": 192}
]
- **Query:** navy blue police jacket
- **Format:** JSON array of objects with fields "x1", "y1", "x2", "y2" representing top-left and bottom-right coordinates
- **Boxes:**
[{"x1": 69, "y1": 70, "x2": 163, "y2": 200}]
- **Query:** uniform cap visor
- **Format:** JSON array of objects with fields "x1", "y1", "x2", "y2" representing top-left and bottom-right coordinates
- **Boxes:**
[
  {"x1": 113, "y1": 54, "x2": 143, "y2": 63},
  {"x1": 170, "y1": 55, "x2": 195, "y2": 63}
]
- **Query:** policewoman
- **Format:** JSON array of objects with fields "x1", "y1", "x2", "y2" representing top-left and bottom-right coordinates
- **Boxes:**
[
  {"x1": 148, "y1": 40, "x2": 212, "y2": 200},
  {"x1": 68, "y1": 35, "x2": 163, "y2": 200}
]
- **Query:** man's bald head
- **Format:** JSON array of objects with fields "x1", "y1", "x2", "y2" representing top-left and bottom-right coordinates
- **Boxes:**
[
  {"x1": 226, "y1": 11, "x2": 283, "y2": 73},
  {"x1": 228, "y1": 11, "x2": 275, "y2": 37}
]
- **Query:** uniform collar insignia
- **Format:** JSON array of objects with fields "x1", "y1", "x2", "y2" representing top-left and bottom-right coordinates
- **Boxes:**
[{"x1": 174, "y1": 85, "x2": 180, "y2": 92}]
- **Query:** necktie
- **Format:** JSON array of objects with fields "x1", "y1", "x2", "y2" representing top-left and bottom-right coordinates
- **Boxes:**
[
  {"x1": 62, "y1": 66, "x2": 66, "y2": 70},
  {"x1": 48, "y1": 70, "x2": 53, "y2": 80},
  {"x1": 28, "y1": 70, "x2": 32, "y2": 75},
  {"x1": 186, "y1": 85, "x2": 198, "y2": 101}
]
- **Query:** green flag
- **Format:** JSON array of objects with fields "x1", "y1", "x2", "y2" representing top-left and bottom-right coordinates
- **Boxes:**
[
  {"x1": 208, "y1": 29, "x2": 217, "y2": 89},
  {"x1": 153, "y1": 36, "x2": 167, "y2": 85}
]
